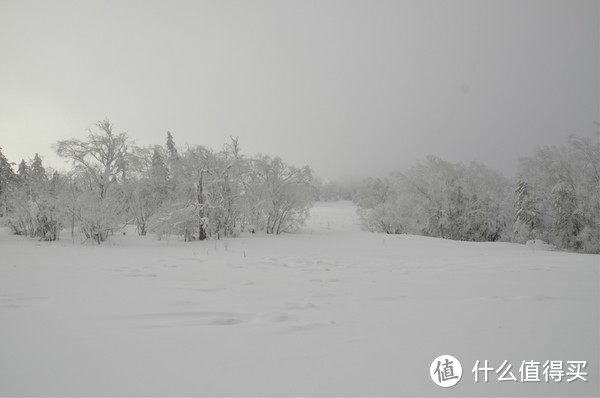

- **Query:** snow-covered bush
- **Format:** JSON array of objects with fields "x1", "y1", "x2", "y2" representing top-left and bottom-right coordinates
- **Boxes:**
[
  {"x1": 150, "y1": 204, "x2": 198, "y2": 241},
  {"x1": 356, "y1": 157, "x2": 511, "y2": 241}
]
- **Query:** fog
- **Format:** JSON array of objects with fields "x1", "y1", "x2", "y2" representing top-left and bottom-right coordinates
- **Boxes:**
[{"x1": 1, "y1": 0, "x2": 598, "y2": 180}]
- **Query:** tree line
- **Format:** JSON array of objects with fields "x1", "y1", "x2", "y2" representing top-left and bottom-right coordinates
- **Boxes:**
[
  {"x1": 0, "y1": 119, "x2": 314, "y2": 243},
  {"x1": 352, "y1": 134, "x2": 599, "y2": 254},
  {"x1": 1, "y1": 121, "x2": 597, "y2": 253}
]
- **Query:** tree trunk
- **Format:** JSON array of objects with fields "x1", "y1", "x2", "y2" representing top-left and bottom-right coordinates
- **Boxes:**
[{"x1": 197, "y1": 170, "x2": 207, "y2": 240}]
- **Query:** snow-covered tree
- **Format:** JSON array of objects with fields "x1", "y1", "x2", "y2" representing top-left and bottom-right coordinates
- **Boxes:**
[
  {"x1": 166, "y1": 131, "x2": 180, "y2": 163},
  {"x1": 149, "y1": 143, "x2": 212, "y2": 241},
  {"x1": 250, "y1": 155, "x2": 313, "y2": 234},
  {"x1": 513, "y1": 179, "x2": 541, "y2": 242},
  {"x1": 355, "y1": 177, "x2": 404, "y2": 234},
  {"x1": 55, "y1": 119, "x2": 131, "y2": 243},
  {"x1": 149, "y1": 137, "x2": 314, "y2": 240},
  {"x1": 7, "y1": 155, "x2": 64, "y2": 240},
  {"x1": 516, "y1": 134, "x2": 599, "y2": 252},
  {"x1": 356, "y1": 156, "x2": 511, "y2": 241},
  {"x1": 550, "y1": 181, "x2": 583, "y2": 249},
  {"x1": 123, "y1": 145, "x2": 171, "y2": 236},
  {"x1": 4, "y1": 121, "x2": 316, "y2": 243},
  {"x1": 201, "y1": 138, "x2": 246, "y2": 238},
  {"x1": 0, "y1": 147, "x2": 17, "y2": 217}
]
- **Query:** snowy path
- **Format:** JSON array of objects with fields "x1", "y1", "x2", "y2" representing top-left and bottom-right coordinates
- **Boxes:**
[{"x1": 0, "y1": 201, "x2": 598, "y2": 396}]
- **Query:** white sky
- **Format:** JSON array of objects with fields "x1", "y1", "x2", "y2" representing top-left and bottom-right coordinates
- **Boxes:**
[{"x1": 0, "y1": 0, "x2": 598, "y2": 180}]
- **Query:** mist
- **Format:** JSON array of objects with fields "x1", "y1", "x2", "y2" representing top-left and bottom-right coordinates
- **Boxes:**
[{"x1": 1, "y1": 0, "x2": 598, "y2": 180}]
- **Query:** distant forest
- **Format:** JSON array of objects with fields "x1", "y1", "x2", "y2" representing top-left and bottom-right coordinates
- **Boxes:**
[{"x1": 0, "y1": 120, "x2": 598, "y2": 253}]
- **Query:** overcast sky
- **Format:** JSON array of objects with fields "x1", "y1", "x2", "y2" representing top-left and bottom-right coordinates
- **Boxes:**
[{"x1": 0, "y1": 0, "x2": 598, "y2": 180}]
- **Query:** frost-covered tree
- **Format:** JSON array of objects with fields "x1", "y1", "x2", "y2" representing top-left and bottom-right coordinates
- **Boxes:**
[
  {"x1": 250, "y1": 156, "x2": 313, "y2": 234},
  {"x1": 147, "y1": 132, "x2": 201, "y2": 240},
  {"x1": 124, "y1": 145, "x2": 171, "y2": 236},
  {"x1": 58, "y1": 171, "x2": 83, "y2": 240},
  {"x1": 17, "y1": 159, "x2": 27, "y2": 179},
  {"x1": 513, "y1": 179, "x2": 541, "y2": 242},
  {"x1": 355, "y1": 177, "x2": 404, "y2": 234},
  {"x1": 5, "y1": 122, "x2": 315, "y2": 243},
  {"x1": 149, "y1": 137, "x2": 314, "y2": 240},
  {"x1": 551, "y1": 181, "x2": 583, "y2": 249},
  {"x1": 516, "y1": 134, "x2": 599, "y2": 252},
  {"x1": 178, "y1": 140, "x2": 245, "y2": 239},
  {"x1": 166, "y1": 131, "x2": 179, "y2": 163},
  {"x1": 0, "y1": 147, "x2": 17, "y2": 217},
  {"x1": 56, "y1": 119, "x2": 130, "y2": 199},
  {"x1": 7, "y1": 155, "x2": 63, "y2": 240},
  {"x1": 356, "y1": 156, "x2": 511, "y2": 241},
  {"x1": 35, "y1": 170, "x2": 64, "y2": 241},
  {"x1": 150, "y1": 143, "x2": 212, "y2": 241},
  {"x1": 55, "y1": 119, "x2": 131, "y2": 243},
  {"x1": 201, "y1": 138, "x2": 245, "y2": 238}
]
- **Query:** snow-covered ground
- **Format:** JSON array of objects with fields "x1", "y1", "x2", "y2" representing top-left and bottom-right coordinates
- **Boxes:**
[{"x1": 1, "y1": 201, "x2": 598, "y2": 396}]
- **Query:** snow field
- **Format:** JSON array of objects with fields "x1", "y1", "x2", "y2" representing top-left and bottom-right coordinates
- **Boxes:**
[{"x1": 0, "y1": 201, "x2": 598, "y2": 396}]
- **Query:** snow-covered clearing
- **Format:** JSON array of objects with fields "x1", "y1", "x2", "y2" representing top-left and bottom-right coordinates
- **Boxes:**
[{"x1": 1, "y1": 201, "x2": 598, "y2": 396}]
